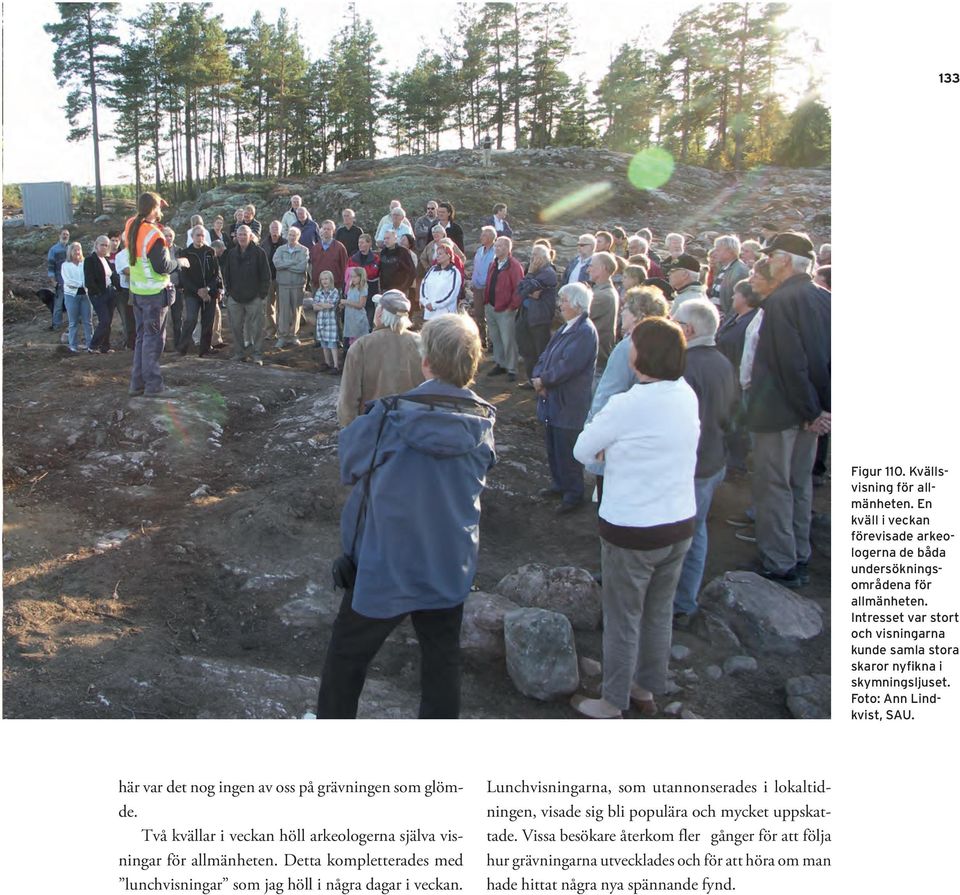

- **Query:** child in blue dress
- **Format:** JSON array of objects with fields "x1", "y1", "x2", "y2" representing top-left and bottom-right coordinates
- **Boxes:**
[{"x1": 342, "y1": 266, "x2": 370, "y2": 350}]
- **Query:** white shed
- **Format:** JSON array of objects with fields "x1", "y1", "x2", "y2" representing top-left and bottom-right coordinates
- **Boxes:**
[{"x1": 22, "y1": 182, "x2": 73, "y2": 227}]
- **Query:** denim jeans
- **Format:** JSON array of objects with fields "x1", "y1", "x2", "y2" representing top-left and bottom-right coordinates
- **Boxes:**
[
  {"x1": 672, "y1": 466, "x2": 726, "y2": 616},
  {"x1": 53, "y1": 283, "x2": 65, "y2": 327},
  {"x1": 89, "y1": 286, "x2": 117, "y2": 352},
  {"x1": 64, "y1": 291, "x2": 92, "y2": 351},
  {"x1": 130, "y1": 292, "x2": 169, "y2": 394}
]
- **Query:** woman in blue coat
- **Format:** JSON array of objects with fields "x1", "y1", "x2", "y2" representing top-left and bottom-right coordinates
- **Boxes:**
[{"x1": 531, "y1": 282, "x2": 598, "y2": 514}]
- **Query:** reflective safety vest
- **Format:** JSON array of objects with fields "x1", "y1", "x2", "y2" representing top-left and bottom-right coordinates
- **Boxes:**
[{"x1": 126, "y1": 216, "x2": 170, "y2": 296}]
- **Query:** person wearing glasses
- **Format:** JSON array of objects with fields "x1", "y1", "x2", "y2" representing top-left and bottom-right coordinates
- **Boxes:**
[
  {"x1": 561, "y1": 234, "x2": 597, "y2": 287},
  {"x1": 414, "y1": 200, "x2": 440, "y2": 253}
]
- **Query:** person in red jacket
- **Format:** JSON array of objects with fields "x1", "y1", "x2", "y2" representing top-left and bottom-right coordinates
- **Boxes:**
[
  {"x1": 483, "y1": 236, "x2": 524, "y2": 381},
  {"x1": 309, "y1": 219, "x2": 348, "y2": 293}
]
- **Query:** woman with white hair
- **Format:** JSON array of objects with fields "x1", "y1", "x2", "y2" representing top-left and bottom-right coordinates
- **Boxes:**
[
  {"x1": 531, "y1": 282, "x2": 599, "y2": 514},
  {"x1": 419, "y1": 225, "x2": 466, "y2": 274}
]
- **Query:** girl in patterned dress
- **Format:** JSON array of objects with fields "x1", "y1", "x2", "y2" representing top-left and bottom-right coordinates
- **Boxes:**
[
  {"x1": 342, "y1": 265, "x2": 370, "y2": 351},
  {"x1": 311, "y1": 269, "x2": 341, "y2": 373}
]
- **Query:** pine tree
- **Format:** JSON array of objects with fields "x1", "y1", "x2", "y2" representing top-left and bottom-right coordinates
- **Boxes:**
[
  {"x1": 43, "y1": 2, "x2": 120, "y2": 214},
  {"x1": 595, "y1": 41, "x2": 660, "y2": 153},
  {"x1": 775, "y1": 95, "x2": 830, "y2": 166},
  {"x1": 523, "y1": 3, "x2": 574, "y2": 147},
  {"x1": 104, "y1": 39, "x2": 153, "y2": 197}
]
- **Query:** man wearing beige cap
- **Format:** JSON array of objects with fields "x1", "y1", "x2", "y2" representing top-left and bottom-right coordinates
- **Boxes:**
[{"x1": 337, "y1": 290, "x2": 425, "y2": 428}]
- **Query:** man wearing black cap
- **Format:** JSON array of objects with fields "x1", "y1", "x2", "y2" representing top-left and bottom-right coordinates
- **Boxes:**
[
  {"x1": 745, "y1": 232, "x2": 831, "y2": 588},
  {"x1": 666, "y1": 253, "x2": 705, "y2": 315},
  {"x1": 337, "y1": 290, "x2": 424, "y2": 428}
]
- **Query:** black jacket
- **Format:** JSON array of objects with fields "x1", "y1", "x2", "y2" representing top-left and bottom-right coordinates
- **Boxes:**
[
  {"x1": 180, "y1": 244, "x2": 223, "y2": 300},
  {"x1": 221, "y1": 244, "x2": 271, "y2": 304},
  {"x1": 747, "y1": 274, "x2": 831, "y2": 432},
  {"x1": 264, "y1": 235, "x2": 285, "y2": 279},
  {"x1": 683, "y1": 344, "x2": 738, "y2": 478},
  {"x1": 83, "y1": 252, "x2": 111, "y2": 297},
  {"x1": 716, "y1": 307, "x2": 759, "y2": 374},
  {"x1": 335, "y1": 224, "x2": 363, "y2": 256},
  {"x1": 444, "y1": 221, "x2": 465, "y2": 252},
  {"x1": 378, "y1": 245, "x2": 415, "y2": 292},
  {"x1": 230, "y1": 218, "x2": 262, "y2": 242}
]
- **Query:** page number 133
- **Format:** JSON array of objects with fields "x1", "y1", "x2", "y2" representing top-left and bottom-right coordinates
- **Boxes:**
[{"x1": 939, "y1": 73, "x2": 960, "y2": 82}]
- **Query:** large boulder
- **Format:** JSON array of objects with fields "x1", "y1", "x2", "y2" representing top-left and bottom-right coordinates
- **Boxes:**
[
  {"x1": 700, "y1": 571, "x2": 823, "y2": 653},
  {"x1": 460, "y1": 591, "x2": 520, "y2": 659},
  {"x1": 495, "y1": 564, "x2": 601, "y2": 631},
  {"x1": 504, "y1": 608, "x2": 579, "y2": 701}
]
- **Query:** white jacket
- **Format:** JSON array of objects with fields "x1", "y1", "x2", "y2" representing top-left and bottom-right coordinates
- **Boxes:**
[
  {"x1": 573, "y1": 379, "x2": 700, "y2": 527},
  {"x1": 61, "y1": 260, "x2": 85, "y2": 295},
  {"x1": 419, "y1": 265, "x2": 462, "y2": 319}
]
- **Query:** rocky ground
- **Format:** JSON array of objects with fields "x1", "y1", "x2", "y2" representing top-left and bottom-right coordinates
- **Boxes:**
[{"x1": 2, "y1": 149, "x2": 831, "y2": 720}]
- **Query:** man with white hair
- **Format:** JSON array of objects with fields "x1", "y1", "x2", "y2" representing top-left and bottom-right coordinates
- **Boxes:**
[
  {"x1": 386, "y1": 207, "x2": 414, "y2": 245},
  {"x1": 337, "y1": 290, "x2": 424, "y2": 428},
  {"x1": 628, "y1": 233, "x2": 662, "y2": 277},
  {"x1": 561, "y1": 234, "x2": 596, "y2": 287},
  {"x1": 709, "y1": 235, "x2": 750, "y2": 317},
  {"x1": 470, "y1": 226, "x2": 497, "y2": 347},
  {"x1": 666, "y1": 254, "x2": 706, "y2": 315},
  {"x1": 221, "y1": 224, "x2": 271, "y2": 365},
  {"x1": 281, "y1": 195, "x2": 302, "y2": 237},
  {"x1": 745, "y1": 233, "x2": 831, "y2": 588},
  {"x1": 587, "y1": 251, "x2": 620, "y2": 371},
  {"x1": 532, "y1": 282, "x2": 598, "y2": 513},
  {"x1": 661, "y1": 232, "x2": 685, "y2": 267},
  {"x1": 483, "y1": 235, "x2": 524, "y2": 381},
  {"x1": 670, "y1": 298, "x2": 738, "y2": 621},
  {"x1": 374, "y1": 200, "x2": 411, "y2": 246},
  {"x1": 335, "y1": 208, "x2": 363, "y2": 256},
  {"x1": 273, "y1": 225, "x2": 310, "y2": 348}
]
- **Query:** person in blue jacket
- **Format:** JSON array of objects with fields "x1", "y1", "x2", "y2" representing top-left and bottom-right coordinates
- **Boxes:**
[
  {"x1": 46, "y1": 228, "x2": 71, "y2": 329},
  {"x1": 531, "y1": 282, "x2": 599, "y2": 514},
  {"x1": 317, "y1": 313, "x2": 496, "y2": 719}
]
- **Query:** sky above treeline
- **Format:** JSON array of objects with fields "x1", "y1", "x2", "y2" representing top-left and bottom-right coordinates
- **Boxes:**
[{"x1": 1, "y1": 0, "x2": 831, "y2": 187}]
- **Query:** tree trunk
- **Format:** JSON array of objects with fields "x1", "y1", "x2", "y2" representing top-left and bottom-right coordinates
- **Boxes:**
[{"x1": 85, "y1": 12, "x2": 104, "y2": 215}]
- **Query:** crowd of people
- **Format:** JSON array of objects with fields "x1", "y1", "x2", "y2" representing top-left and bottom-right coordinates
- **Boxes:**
[{"x1": 43, "y1": 190, "x2": 831, "y2": 720}]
